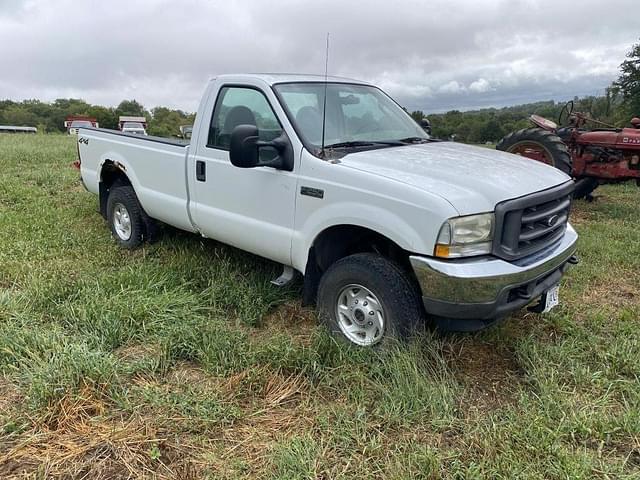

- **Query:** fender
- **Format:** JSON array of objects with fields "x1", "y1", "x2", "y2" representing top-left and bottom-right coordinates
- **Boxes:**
[
  {"x1": 291, "y1": 200, "x2": 436, "y2": 273},
  {"x1": 99, "y1": 152, "x2": 142, "y2": 192}
]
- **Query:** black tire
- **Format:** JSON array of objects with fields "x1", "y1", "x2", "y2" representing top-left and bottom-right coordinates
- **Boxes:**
[
  {"x1": 316, "y1": 253, "x2": 425, "y2": 347},
  {"x1": 106, "y1": 185, "x2": 147, "y2": 249},
  {"x1": 497, "y1": 128, "x2": 598, "y2": 199},
  {"x1": 573, "y1": 177, "x2": 600, "y2": 200},
  {"x1": 497, "y1": 128, "x2": 573, "y2": 176}
]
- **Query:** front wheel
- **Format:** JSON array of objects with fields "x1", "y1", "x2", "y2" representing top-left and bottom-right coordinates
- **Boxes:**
[{"x1": 316, "y1": 253, "x2": 425, "y2": 347}]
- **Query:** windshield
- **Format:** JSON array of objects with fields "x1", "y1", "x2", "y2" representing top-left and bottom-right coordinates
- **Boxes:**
[
  {"x1": 274, "y1": 82, "x2": 428, "y2": 154},
  {"x1": 123, "y1": 122, "x2": 144, "y2": 129},
  {"x1": 70, "y1": 121, "x2": 92, "y2": 127}
]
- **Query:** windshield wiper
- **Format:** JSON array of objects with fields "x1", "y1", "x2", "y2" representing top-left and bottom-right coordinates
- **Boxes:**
[
  {"x1": 324, "y1": 140, "x2": 404, "y2": 149},
  {"x1": 397, "y1": 136, "x2": 430, "y2": 144}
]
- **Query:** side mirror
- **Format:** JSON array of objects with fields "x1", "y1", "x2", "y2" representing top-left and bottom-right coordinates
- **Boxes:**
[
  {"x1": 420, "y1": 118, "x2": 432, "y2": 135},
  {"x1": 229, "y1": 124, "x2": 260, "y2": 168},
  {"x1": 229, "y1": 124, "x2": 294, "y2": 171}
]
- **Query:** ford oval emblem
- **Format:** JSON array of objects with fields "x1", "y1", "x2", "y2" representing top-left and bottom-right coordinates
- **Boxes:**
[{"x1": 547, "y1": 215, "x2": 559, "y2": 227}]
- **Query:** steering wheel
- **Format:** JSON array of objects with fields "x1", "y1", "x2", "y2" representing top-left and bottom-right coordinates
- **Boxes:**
[{"x1": 558, "y1": 100, "x2": 574, "y2": 126}]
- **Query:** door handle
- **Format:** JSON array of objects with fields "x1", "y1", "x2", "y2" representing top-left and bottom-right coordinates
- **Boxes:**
[{"x1": 196, "y1": 160, "x2": 206, "y2": 181}]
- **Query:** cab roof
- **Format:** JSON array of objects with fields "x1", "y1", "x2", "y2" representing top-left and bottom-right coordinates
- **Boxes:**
[{"x1": 212, "y1": 73, "x2": 373, "y2": 86}]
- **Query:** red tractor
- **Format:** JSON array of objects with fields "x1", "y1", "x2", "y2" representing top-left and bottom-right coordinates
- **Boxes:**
[{"x1": 497, "y1": 101, "x2": 640, "y2": 199}]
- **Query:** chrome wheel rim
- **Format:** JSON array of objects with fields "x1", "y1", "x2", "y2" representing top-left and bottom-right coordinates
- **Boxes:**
[
  {"x1": 335, "y1": 284, "x2": 385, "y2": 346},
  {"x1": 112, "y1": 203, "x2": 132, "y2": 241}
]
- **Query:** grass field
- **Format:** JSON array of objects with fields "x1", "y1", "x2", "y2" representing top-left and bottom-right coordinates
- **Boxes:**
[{"x1": 0, "y1": 134, "x2": 639, "y2": 479}]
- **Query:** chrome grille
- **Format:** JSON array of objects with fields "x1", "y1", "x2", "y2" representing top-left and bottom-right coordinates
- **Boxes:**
[{"x1": 493, "y1": 182, "x2": 574, "y2": 261}]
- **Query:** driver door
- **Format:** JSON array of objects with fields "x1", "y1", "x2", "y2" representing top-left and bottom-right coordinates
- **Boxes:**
[{"x1": 190, "y1": 85, "x2": 297, "y2": 265}]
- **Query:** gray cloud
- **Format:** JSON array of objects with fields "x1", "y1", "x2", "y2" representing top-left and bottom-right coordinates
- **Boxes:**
[{"x1": 0, "y1": 0, "x2": 637, "y2": 113}]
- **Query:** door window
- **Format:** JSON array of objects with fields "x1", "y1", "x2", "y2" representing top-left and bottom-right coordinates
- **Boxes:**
[{"x1": 207, "y1": 87, "x2": 283, "y2": 161}]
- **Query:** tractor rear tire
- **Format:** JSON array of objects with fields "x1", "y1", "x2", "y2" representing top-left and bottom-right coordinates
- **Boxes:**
[
  {"x1": 497, "y1": 128, "x2": 572, "y2": 176},
  {"x1": 497, "y1": 128, "x2": 596, "y2": 199}
]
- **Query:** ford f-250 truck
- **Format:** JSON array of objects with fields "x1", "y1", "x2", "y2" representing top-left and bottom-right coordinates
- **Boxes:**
[{"x1": 77, "y1": 74, "x2": 578, "y2": 347}]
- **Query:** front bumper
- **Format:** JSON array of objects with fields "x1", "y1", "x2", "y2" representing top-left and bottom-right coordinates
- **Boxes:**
[{"x1": 410, "y1": 224, "x2": 578, "y2": 331}]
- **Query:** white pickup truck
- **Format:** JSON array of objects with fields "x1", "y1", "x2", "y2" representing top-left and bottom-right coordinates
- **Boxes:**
[{"x1": 78, "y1": 74, "x2": 578, "y2": 347}]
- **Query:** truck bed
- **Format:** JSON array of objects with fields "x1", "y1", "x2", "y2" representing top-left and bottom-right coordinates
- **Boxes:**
[
  {"x1": 87, "y1": 127, "x2": 190, "y2": 147},
  {"x1": 78, "y1": 127, "x2": 195, "y2": 233}
]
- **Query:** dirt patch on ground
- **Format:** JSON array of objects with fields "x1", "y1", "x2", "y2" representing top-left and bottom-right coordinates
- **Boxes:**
[
  {"x1": 580, "y1": 270, "x2": 639, "y2": 310},
  {"x1": 256, "y1": 301, "x2": 318, "y2": 344},
  {"x1": 0, "y1": 279, "x2": 19, "y2": 291},
  {"x1": 0, "y1": 376, "x2": 22, "y2": 414},
  {"x1": 443, "y1": 339, "x2": 522, "y2": 415},
  {"x1": 568, "y1": 206, "x2": 596, "y2": 226}
]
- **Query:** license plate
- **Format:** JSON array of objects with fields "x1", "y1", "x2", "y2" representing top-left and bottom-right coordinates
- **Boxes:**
[{"x1": 543, "y1": 285, "x2": 560, "y2": 313}]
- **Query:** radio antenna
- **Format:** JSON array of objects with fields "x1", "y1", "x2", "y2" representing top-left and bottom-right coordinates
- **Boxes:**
[{"x1": 320, "y1": 32, "x2": 329, "y2": 158}]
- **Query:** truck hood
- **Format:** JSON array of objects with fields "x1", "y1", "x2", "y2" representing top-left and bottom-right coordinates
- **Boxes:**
[{"x1": 338, "y1": 141, "x2": 571, "y2": 215}]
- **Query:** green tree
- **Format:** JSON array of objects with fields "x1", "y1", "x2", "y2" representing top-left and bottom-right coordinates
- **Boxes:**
[
  {"x1": 116, "y1": 100, "x2": 147, "y2": 117},
  {"x1": 147, "y1": 106, "x2": 194, "y2": 137},
  {"x1": 410, "y1": 110, "x2": 425, "y2": 122},
  {"x1": 614, "y1": 40, "x2": 640, "y2": 117},
  {"x1": 87, "y1": 105, "x2": 118, "y2": 130},
  {"x1": 479, "y1": 117, "x2": 505, "y2": 143},
  {"x1": 2, "y1": 104, "x2": 39, "y2": 127}
]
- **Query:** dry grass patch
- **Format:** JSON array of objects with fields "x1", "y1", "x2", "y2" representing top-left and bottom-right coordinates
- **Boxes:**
[
  {"x1": 115, "y1": 343, "x2": 163, "y2": 364},
  {"x1": 163, "y1": 363, "x2": 301, "y2": 405},
  {"x1": 0, "y1": 389, "x2": 202, "y2": 479},
  {"x1": 214, "y1": 406, "x2": 316, "y2": 476},
  {"x1": 197, "y1": 370, "x2": 314, "y2": 477}
]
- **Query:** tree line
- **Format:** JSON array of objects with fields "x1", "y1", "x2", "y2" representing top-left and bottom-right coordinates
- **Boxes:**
[
  {"x1": 410, "y1": 93, "x2": 625, "y2": 144},
  {"x1": 2, "y1": 40, "x2": 638, "y2": 141},
  {"x1": 0, "y1": 98, "x2": 195, "y2": 138}
]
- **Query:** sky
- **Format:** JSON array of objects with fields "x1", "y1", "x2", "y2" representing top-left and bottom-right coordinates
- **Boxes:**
[{"x1": 0, "y1": 0, "x2": 637, "y2": 113}]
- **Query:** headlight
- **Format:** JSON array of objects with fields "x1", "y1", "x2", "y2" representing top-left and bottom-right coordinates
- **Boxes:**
[{"x1": 434, "y1": 213, "x2": 494, "y2": 258}]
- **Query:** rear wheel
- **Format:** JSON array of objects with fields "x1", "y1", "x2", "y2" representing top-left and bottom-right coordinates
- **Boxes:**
[
  {"x1": 316, "y1": 253, "x2": 425, "y2": 347},
  {"x1": 497, "y1": 128, "x2": 572, "y2": 175},
  {"x1": 497, "y1": 128, "x2": 597, "y2": 199},
  {"x1": 106, "y1": 186, "x2": 146, "y2": 249}
]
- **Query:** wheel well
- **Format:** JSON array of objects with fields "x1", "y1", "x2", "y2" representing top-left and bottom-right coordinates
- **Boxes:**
[
  {"x1": 302, "y1": 225, "x2": 416, "y2": 306},
  {"x1": 99, "y1": 160, "x2": 131, "y2": 218}
]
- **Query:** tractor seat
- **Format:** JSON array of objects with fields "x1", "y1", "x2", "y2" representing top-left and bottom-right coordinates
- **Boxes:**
[{"x1": 556, "y1": 127, "x2": 573, "y2": 141}]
